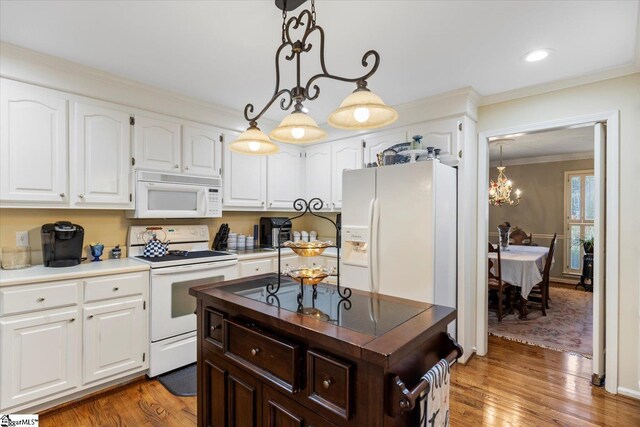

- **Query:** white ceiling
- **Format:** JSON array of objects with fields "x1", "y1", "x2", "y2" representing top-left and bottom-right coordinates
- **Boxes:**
[
  {"x1": 489, "y1": 126, "x2": 594, "y2": 161},
  {"x1": 1, "y1": 0, "x2": 638, "y2": 124}
]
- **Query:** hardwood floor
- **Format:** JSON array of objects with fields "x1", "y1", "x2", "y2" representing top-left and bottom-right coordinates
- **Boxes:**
[{"x1": 40, "y1": 336, "x2": 640, "y2": 426}]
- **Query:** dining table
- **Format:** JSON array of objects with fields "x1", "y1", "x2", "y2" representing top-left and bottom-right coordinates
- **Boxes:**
[{"x1": 489, "y1": 244, "x2": 553, "y2": 319}]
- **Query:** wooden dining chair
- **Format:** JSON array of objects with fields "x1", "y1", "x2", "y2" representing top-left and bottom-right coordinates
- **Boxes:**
[
  {"x1": 488, "y1": 242, "x2": 513, "y2": 322},
  {"x1": 527, "y1": 233, "x2": 557, "y2": 315}
]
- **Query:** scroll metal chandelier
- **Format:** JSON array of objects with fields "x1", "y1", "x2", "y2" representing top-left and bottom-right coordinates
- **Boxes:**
[
  {"x1": 489, "y1": 140, "x2": 522, "y2": 207},
  {"x1": 229, "y1": 0, "x2": 398, "y2": 155}
]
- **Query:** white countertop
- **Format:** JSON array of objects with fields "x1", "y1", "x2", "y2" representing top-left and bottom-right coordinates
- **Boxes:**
[{"x1": 0, "y1": 259, "x2": 150, "y2": 287}]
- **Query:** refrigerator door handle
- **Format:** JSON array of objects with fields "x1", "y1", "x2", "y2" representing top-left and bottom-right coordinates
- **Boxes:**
[
  {"x1": 367, "y1": 198, "x2": 376, "y2": 292},
  {"x1": 370, "y1": 198, "x2": 381, "y2": 294}
]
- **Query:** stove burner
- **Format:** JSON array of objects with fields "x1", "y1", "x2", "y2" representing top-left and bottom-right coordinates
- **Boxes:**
[{"x1": 168, "y1": 250, "x2": 189, "y2": 256}]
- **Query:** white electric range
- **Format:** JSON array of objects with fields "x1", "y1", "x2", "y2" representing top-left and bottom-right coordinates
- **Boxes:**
[{"x1": 128, "y1": 225, "x2": 238, "y2": 376}]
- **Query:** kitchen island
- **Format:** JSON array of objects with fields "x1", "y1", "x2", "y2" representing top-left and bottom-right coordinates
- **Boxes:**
[{"x1": 189, "y1": 273, "x2": 461, "y2": 426}]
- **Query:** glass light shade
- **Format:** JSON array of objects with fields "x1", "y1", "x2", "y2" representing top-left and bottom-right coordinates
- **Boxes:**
[
  {"x1": 229, "y1": 126, "x2": 279, "y2": 155},
  {"x1": 328, "y1": 89, "x2": 398, "y2": 130},
  {"x1": 269, "y1": 112, "x2": 327, "y2": 144}
]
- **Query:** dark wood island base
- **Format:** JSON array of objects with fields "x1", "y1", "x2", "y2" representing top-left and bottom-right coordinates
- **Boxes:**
[{"x1": 190, "y1": 274, "x2": 461, "y2": 426}]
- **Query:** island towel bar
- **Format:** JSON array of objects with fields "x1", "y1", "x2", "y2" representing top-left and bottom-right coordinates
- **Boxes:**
[{"x1": 390, "y1": 333, "x2": 463, "y2": 415}]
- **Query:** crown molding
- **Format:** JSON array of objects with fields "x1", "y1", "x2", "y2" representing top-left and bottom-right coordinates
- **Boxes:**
[
  {"x1": 479, "y1": 63, "x2": 640, "y2": 107},
  {"x1": 489, "y1": 152, "x2": 594, "y2": 167},
  {"x1": 0, "y1": 41, "x2": 278, "y2": 132}
]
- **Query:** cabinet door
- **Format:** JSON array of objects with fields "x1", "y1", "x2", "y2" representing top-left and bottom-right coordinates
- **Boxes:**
[
  {"x1": 223, "y1": 131, "x2": 267, "y2": 209},
  {"x1": 305, "y1": 144, "x2": 332, "y2": 210},
  {"x1": 83, "y1": 297, "x2": 145, "y2": 384},
  {"x1": 201, "y1": 352, "x2": 262, "y2": 427},
  {"x1": 133, "y1": 115, "x2": 181, "y2": 172},
  {"x1": 183, "y1": 125, "x2": 222, "y2": 177},
  {"x1": 331, "y1": 138, "x2": 363, "y2": 210},
  {"x1": 72, "y1": 101, "x2": 132, "y2": 207},
  {"x1": 407, "y1": 117, "x2": 462, "y2": 165},
  {"x1": 267, "y1": 143, "x2": 304, "y2": 210},
  {"x1": 0, "y1": 308, "x2": 79, "y2": 410},
  {"x1": 363, "y1": 129, "x2": 407, "y2": 165},
  {"x1": 263, "y1": 385, "x2": 337, "y2": 427},
  {"x1": 0, "y1": 79, "x2": 68, "y2": 204}
]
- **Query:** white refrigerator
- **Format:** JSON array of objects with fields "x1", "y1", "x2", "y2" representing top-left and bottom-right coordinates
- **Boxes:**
[{"x1": 341, "y1": 161, "x2": 457, "y2": 331}]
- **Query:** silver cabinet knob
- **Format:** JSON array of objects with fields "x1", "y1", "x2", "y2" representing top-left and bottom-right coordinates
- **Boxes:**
[
  {"x1": 211, "y1": 324, "x2": 220, "y2": 331},
  {"x1": 255, "y1": 267, "x2": 260, "y2": 271},
  {"x1": 251, "y1": 348, "x2": 260, "y2": 356},
  {"x1": 78, "y1": 194, "x2": 84, "y2": 199},
  {"x1": 113, "y1": 287, "x2": 119, "y2": 291},
  {"x1": 88, "y1": 315, "x2": 94, "y2": 319},
  {"x1": 184, "y1": 166, "x2": 189, "y2": 170},
  {"x1": 261, "y1": 201, "x2": 265, "y2": 206},
  {"x1": 174, "y1": 164, "x2": 180, "y2": 169},
  {"x1": 36, "y1": 297, "x2": 45, "y2": 302},
  {"x1": 322, "y1": 379, "x2": 332, "y2": 389},
  {"x1": 59, "y1": 193, "x2": 65, "y2": 198},
  {"x1": 69, "y1": 318, "x2": 75, "y2": 322}
]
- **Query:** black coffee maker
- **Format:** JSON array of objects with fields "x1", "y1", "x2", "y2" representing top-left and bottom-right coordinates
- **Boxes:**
[
  {"x1": 260, "y1": 217, "x2": 292, "y2": 248},
  {"x1": 41, "y1": 221, "x2": 85, "y2": 267}
]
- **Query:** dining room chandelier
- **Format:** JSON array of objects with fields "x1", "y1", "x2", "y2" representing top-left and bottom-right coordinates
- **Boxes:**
[
  {"x1": 229, "y1": 0, "x2": 398, "y2": 155},
  {"x1": 489, "y1": 140, "x2": 522, "y2": 207}
]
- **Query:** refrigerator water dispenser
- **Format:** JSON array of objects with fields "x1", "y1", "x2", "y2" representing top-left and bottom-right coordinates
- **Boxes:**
[{"x1": 341, "y1": 225, "x2": 369, "y2": 267}]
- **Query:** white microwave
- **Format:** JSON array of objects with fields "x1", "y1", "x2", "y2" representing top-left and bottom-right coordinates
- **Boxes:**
[{"x1": 128, "y1": 171, "x2": 222, "y2": 218}]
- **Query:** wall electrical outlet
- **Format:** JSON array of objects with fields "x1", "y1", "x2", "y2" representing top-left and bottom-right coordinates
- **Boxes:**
[{"x1": 16, "y1": 231, "x2": 29, "y2": 247}]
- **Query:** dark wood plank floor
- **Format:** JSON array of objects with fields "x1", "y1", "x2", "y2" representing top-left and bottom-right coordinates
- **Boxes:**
[{"x1": 41, "y1": 336, "x2": 639, "y2": 426}]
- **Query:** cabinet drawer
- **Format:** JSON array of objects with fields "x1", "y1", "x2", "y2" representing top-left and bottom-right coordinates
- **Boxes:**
[
  {"x1": 239, "y1": 259, "x2": 273, "y2": 278},
  {"x1": 271, "y1": 254, "x2": 298, "y2": 273},
  {"x1": 84, "y1": 272, "x2": 146, "y2": 303},
  {"x1": 224, "y1": 319, "x2": 301, "y2": 393},
  {"x1": 307, "y1": 350, "x2": 352, "y2": 419},
  {"x1": 0, "y1": 280, "x2": 79, "y2": 316},
  {"x1": 205, "y1": 307, "x2": 225, "y2": 348}
]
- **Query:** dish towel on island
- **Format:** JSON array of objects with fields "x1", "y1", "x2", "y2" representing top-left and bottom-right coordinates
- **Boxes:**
[{"x1": 419, "y1": 359, "x2": 451, "y2": 427}]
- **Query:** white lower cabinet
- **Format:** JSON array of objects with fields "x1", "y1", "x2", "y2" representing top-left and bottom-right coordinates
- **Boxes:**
[
  {"x1": 0, "y1": 270, "x2": 148, "y2": 413},
  {"x1": 272, "y1": 254, "x2": 299, "y2": 273},
  {"x1": 0, "y1": 307, "x2": 79, "y2": 410},
  {"x1": 83, "y1": 297, "x2": 145, "y2": 384},
  {"x1": 238, "y1": 258, "x2": 274, "y2": 278}
]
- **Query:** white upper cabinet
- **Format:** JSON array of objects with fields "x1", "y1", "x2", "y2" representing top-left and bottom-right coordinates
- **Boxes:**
[
  {"x1": 0, "y1": 79, "x2": 69, "y2": 205},
  {"x1": 133, "y1": 115, "x2": 181, "y2": 173},
  {"x1": 267, "y1": 143, "x2": 304, "y2": 210},
  {"x1": 407, "y1": 117, "x2": 462, "y2": 165},
  {"x1": 363, "y1": 129, "x2": 408, "y2": 165},
  {"x1": 182, "y1": 125, "x2": 222, "y2": 177},
  {"x1": 331, "y1": 138, "x2": 363, "y2": 210},
  {"x1": 72, "y1": 101, "x2": 133, "y2": 208},
  {"x1": 305, "y1": 144, "x2": 332, "y2": 210},
  {"x1": 222, "y1": 131, "x2": 267, "y2": 209}
]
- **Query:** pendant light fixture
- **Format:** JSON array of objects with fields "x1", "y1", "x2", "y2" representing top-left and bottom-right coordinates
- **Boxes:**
[
  {"x1": 229, "y1": 123, "x2": 279, "y2": 155},
  {"x1": 230, "y1": 0, "x2": 398, "y2": 155},
  {"x1": 489, "y1": 140, "x2": 522, "y2": 207}
]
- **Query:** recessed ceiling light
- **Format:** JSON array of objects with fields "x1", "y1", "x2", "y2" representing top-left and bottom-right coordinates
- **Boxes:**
[{"x1": 523, "y1": 49, "x2": 552, "y2": 62}]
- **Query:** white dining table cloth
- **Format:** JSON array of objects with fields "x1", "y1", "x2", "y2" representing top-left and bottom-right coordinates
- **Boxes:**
[{"x1": 488, "y1": 245, "x2": 552, "y2": 298}]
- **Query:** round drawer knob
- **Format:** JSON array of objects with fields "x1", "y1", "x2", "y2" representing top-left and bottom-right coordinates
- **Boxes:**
[
  {"x1": 251, "y1": 348, "x2": 260, "y2": 356},
  {"x1": 59, "y1": 193, "x2": 65, "y2": 198},
  {"x1": 322, "y1": 379, "x2": 332, "y2": 389},
  {"x1": 174, "y1": 164, "x2": 180, "y2": 169},
  {"x1": 78, "y1": 194, "x2": 84, "y2": 198},
  {"x1": 36, "y1": 297, "x2": 45, "y2": 302},
  {"x1": 113, "y1": 287, "x2": 119, "y2": 291},
  {"x1": 211, "y1": 324, "x2": 220, "y2": 331},
  {"x1": 255, "y1": 267, "x2": 260, "y2": 271}
]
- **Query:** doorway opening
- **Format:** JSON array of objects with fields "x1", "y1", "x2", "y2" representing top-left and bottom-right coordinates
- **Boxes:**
[
  {"x1": 476, "y1": 111, "x2": 620, "y2": 393},
  {"x1": 486, "y1": 127, "x2": 594, "y2": 358}
]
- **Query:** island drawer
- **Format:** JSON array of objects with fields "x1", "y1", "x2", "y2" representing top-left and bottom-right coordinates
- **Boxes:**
[
  {"x1": 307, "y1": 349, "x2": 352, "y2": 419},
  {"x1": 223, "y1": 319, "x2": 301, "y2": 393},
  {"x1": 0, "y1": 280, "x2": 79, "y2": 316},
  {"x1": 204, "y1": 307, "x2": 224, "y2": 347}
]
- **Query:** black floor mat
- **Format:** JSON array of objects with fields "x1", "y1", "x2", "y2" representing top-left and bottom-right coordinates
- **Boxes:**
[{"x1": 158, "y1": 363, "x2": 197, "y2": 396}]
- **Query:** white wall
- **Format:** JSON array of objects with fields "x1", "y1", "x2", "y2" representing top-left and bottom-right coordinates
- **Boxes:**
[{"x1": 477, "y1": 73, "x2": 640, "y2": 397}]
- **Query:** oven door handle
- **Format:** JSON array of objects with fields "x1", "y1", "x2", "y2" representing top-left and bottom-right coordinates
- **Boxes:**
[{"x1": 151, "y1": 260, "x2": 238, "y2": 275}]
